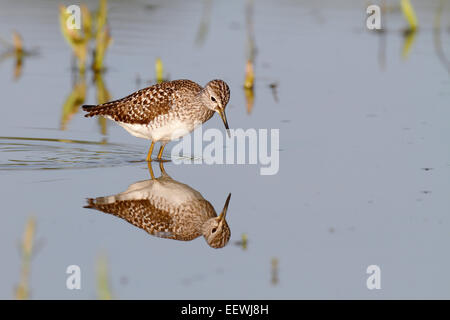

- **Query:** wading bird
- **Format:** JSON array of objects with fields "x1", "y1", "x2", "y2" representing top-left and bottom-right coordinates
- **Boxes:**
[{"x1": 82, "y1": 79, "x2": 230, "y2": 161}]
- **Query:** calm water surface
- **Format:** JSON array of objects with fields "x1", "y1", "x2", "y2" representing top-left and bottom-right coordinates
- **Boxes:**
[{"x1": 1, "y1": 0, "x2": 450, "y2": 298}]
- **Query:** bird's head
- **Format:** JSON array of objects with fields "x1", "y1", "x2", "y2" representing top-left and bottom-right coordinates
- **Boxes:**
[
  {"x1": 202, "y1": 193, "x2": 231, "y2": 249},
  {"x1": 200, "y1": 79, "x2": 230, "y2": 134}
]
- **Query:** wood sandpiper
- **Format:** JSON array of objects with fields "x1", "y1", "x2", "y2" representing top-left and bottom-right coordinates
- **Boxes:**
[
  {"x1": 82, "y1": 79, "x2": 230, "y2": 161},
  {"x1": 84, "y1": 162, "x2": 232, "y2": 248}
]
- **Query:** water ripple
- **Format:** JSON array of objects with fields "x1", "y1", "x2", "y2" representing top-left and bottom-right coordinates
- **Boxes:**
[{"x1": 0, "y1": 136, "x2": 147, "y2": 170}]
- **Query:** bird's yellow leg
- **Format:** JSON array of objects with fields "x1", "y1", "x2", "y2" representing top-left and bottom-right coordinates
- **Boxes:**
[
  {"x1": 147, "y1": 161, "x2": 156, "y2": 180},
  {"x1": 159, "y1": 161, "x2": 167, "y2": 176},
  {"x1": 146, "y1": 141, "x2": 154, "y2": 162},
  {"x1": 157, "y1": 143, "x2": 166, "y2": 160}
]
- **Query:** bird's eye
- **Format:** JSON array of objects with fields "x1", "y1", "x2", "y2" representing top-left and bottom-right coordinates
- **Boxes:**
[
  {"x1": 211, "y1": 96, "x2": 216, "y2": 102},
  {"x1": 212, "y1": 228, "x2": 217, "y2": 233}
]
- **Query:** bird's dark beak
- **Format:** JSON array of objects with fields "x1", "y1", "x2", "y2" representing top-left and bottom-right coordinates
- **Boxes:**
[
  {"x1": 216, "y1": 108, "x2": 230, "y2": 137},
  {"x1": 218, "y1": 193, "x2": 231, "y2": 222}
]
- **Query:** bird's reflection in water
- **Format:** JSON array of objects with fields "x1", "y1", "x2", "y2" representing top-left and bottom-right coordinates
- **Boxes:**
[{"x1": 84, "y1": 162, "x2": 232, "y2": 248}]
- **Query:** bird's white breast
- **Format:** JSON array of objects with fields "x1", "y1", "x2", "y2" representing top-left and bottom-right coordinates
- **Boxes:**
[
  {"x1": 116, "y1": 118, "x2": 194, "y2": 142},
  {"x1": 112, "y1": 179, "x2": 205, "y2": 207}
]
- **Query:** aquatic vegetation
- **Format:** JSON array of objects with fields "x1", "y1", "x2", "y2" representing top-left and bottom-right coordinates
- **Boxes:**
[
  {"x1": 59, "y1": 0, "x2": 112, "y2": 74},
  {"x1": 0, "y1": 31, "x2": 37, "y2": 80},
  {"x1": 153, "y1": 57, "x2": 170, "y2": 84},
  {"x1": 61, "y1": 78, "x2": 87, "y2": 130},
  {"x1": 59, "y1": 5, "x2": 90, "y2": 73},
  {"x1": 244, "y1": 60, "x2": 254, "y2": 90},
  {"x1": 92, "y1": 0, "x2": 112, "y2": 72},
  {"x1": 195, "y1": 0, "x2": 212, "y2": 46},
  {"x1": 400, "y1": 0, "x2": 418, "y2": 32},
  {"x1": 271, "y1": 257, "x2": 279, "y2": 286},
  {"x1": 155, "y1": 57, "x2": 164, "y2": 84},
  {"x1": 433, "y1": 1, "x2": 450, "y2": 73},
  {"x1": 15, "y1": 217, "x2": 36, "y2": 300},
  {"x1": 11, "y1": 32, "x2": 23, "y2": 80},
  {"x1": 92, "y1": 26, "x2": 112, "y2": 73},
  {"x1": 60, "y1": 73, "x2": 111, "y2": 135},
  {"x1": 96, "y1": 253, "x2": 114, "y2": 300},
  {"x1": 235, "y1": 233, "x2": 248, "y2": 250},
  {"x1": 94, "y1": 72, "x2": 111, "y2": 135},
  {"x1": 59, "y1": 0, "x2": 112, "y2": 134},
  {"x1": 134, "y1": 57, "x2": 169, "y2": 86},
  {"x1": 11, "y1": 31, "x2": 23, "y2": 53},
  {"x1": 399, "y1": 0, "x2": 418, "y2": 60},
  {"x1": 241, "y1": 233, "x2": 248, "y2": 250},
  {"x1": 401, "y1": 29, "x2": 417, "y2": 59},
  {"x1": 244, "y1": 0, "x2": 255, "y2": 113},
  {"x1": 244, "y1": 84, "x2": 255, "y2": 114},
  {"x1": 370, "y1": 1, "x2": 418, "y2": 61}
]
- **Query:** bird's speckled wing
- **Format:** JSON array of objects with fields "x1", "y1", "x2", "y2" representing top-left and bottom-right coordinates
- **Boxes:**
[
  {"x1": 82, "y1": 79, "x2": 202, "y2": 125},
  {"x1": 85, "y1": 198, "x2": 178, "y2": 239}
]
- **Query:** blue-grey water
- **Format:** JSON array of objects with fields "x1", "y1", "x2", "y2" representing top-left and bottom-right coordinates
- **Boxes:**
[{"x1": 1, "y1": 0, "x2": 450, "y2": 299}]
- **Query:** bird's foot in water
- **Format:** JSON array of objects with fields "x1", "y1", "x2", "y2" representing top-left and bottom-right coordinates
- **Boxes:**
[{"x1": 151, "y1": 158, "x2": 171, "y2": 163}]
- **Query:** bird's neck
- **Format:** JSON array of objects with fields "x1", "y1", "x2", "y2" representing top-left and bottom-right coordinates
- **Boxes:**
[{"x1": 188, "y1": 95, "x2": 214, "y2": 123}]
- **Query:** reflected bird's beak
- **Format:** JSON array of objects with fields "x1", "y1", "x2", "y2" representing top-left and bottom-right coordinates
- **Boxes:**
[
  {"x1": 218, "y1": 193, "x2": 232, "y2": 222},
  {"x1": 216, "y1": 108, "x2": 230, "y2": 137}
]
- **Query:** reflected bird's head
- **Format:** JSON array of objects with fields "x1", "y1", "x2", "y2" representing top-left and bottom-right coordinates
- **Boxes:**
[
  {"x1": 202, "y1": 193, "x2": 232, "y2": 249},
  {"x1": 200, "y1": 79, "x2": 230, "y2": 134}
]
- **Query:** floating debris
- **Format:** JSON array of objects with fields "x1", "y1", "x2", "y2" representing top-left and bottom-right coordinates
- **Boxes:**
[{"x1": 269, "y1": 82, "x2": 278, "y2": 102}]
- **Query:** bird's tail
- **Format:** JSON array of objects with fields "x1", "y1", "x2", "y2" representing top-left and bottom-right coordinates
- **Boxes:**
[
  {"x1": 84, "y1": 195, "x2": 117, "y2": 209},
  {"x1": 83, "y1": 198, "x2": 96, "y2": 209},
  {"x1": 82, "y1": 104, "x2": 106, "y2": 118}
]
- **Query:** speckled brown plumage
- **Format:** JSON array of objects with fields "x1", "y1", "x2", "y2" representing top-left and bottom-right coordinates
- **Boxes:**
[
  {"x1": 85, "y1": 196, "x2": 216, "y2": 241},
  {"x1": 82, "y1": 79, "x2": 230, "y2": 160},
  {"x1": 82, "y1": 79, "x2": 229, "y2": 127},
  {"x1": 83, "y1": 80, "x2": 204, "y2": 125},
  {"x1": 84, "y1": 165, "x2": 231, "y2": 248}
]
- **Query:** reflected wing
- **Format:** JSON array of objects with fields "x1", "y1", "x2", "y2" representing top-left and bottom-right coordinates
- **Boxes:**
[{"x1": 85, "y1": 198, "x2": 177, "y2": 239}]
